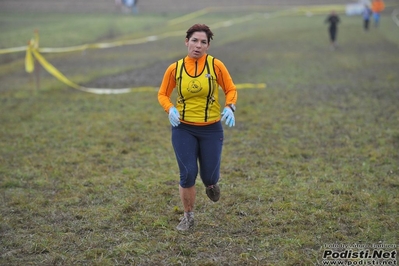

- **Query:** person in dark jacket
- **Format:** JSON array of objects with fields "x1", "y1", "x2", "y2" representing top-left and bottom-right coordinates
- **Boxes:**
[
  {"x1": 362, "y1": 5, "x2": 373, "y2": 31},
  {"x1": 325, "y1": 11, "x2": 340, "y2": 50}
]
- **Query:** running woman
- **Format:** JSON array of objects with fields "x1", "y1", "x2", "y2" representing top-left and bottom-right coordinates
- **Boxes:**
[{"x1": 158, "y1": 24, "x2": 237, "y2": 231}]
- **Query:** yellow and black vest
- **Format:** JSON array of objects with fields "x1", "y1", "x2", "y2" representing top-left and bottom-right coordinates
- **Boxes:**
[{"x1": 175, "y1": 55, "x2": 220, "y2": 123}]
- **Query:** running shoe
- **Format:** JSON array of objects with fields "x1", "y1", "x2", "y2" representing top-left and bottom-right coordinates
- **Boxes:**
[
  {"x1": 176, "y1": 215, "x2": 194, "y2": 231},
  {"x1": 206, "y1": 184, "x2": 220, "y2": 202}
]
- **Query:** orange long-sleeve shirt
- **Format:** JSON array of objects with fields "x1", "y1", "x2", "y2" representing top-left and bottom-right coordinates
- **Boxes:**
[
  {"x1": 158, "y1": 54, "x2": 237, "y2": 126},
  {"x1": 372, "y1": 0, "x2": 385, "y2": 12}
]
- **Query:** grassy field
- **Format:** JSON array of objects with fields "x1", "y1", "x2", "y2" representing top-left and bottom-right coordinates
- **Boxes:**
[{"x1": 1, "y1": 5, "x2": 399, "y2": 266}]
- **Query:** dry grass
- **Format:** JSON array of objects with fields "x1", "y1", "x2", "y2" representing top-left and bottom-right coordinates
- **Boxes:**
[{"x1": 1, "y1": 6, "x2": 399, "y2": 266}]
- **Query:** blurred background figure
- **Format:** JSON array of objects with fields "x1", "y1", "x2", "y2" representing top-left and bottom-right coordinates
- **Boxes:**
[
  {"x1": 115, "y1": 0, "x2": 123, "y2": 12},
  {"x1": 325, "y1": 11, "x2": 340, "y2": 50},
  {"x1": 371, "y1": 0, "x2": 385, "y2": 27},
  {"x1": 124, "y1": 0, "x2": 139, "y2": 14},
  {"x1": 362, "y1": 4, "x2": 373, "y2": 31}
]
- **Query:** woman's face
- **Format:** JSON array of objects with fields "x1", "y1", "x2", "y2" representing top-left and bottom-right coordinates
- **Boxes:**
[{"x1": 185, "y1": 31, "x2": 210, "y2": 59}]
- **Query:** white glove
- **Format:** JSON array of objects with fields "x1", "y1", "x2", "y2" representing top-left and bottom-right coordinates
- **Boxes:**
[
  {"x1": 221, "y1": 107, "x2": 235, "y2": 127},
  {"x1": 168, "y1": 107, "x2": 180, "y2": 127}
]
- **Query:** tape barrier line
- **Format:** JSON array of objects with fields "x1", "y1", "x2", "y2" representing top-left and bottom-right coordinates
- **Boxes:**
[
  {"x1": 13, "y1": 4, "x2": 344, "y2": 94},
  {"x1": 28, "y1": 43, "x2": 265, "y2": 94},
  {"x1": 31, "y1": 48, "x2": 81, "y2": 90},
  {"x1": 236, "y1": 83, "x2": 266, "y2": 89},
  {"x1": 167, "y1": 8, "x2": 213, "y2": 26},
  {"x1": 295, "y1": 5, "x2": 346, "y2": 13},
  {"x1": 81, "y1": 84, "x2": 267, "y2": 95},
  {"x1": 1, "y1": 31, "x2": 181, "y2": 55},
  {"x1": 29, "y1": 45, "x2": 132, "y2": 93},
  {"x1": 0, "y1": 46, "x2": 27, "y2": 55},
  {"x1": 35, "y1": 34, "x2": 169, "y2": 53},
  {"x1": 21, "y1": 9, "x2": 273, "y2": 94},
  {"x1": 25, "y1": 44, "x2": 34, "y2": 73},
  {"x1": 0, "y1": 4, "x2": 347, "y2": 56}
]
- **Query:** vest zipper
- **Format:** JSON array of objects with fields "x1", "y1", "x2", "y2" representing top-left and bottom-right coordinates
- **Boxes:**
[{"x1": 204, "y1": 58, "x2": 212, "y2": 122}]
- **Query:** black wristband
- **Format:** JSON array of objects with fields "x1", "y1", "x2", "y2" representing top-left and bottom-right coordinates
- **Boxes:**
[{"x1": 228, "y1": 104, "x2": 236, "y2": 112}]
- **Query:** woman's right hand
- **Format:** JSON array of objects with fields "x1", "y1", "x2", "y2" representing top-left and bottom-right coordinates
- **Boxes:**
[{"x1": 168, "y1": 107, "x2": 180, "y2": 127}]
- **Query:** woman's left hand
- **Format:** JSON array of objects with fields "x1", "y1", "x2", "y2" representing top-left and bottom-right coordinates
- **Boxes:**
[{"x1": 221, "y1": 107, "x2": 235, "y2": 127}]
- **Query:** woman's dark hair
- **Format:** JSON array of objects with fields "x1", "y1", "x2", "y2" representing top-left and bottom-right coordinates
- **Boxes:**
[{"x1": 186, "y1": 24, "x2": 214, "y2": 43}]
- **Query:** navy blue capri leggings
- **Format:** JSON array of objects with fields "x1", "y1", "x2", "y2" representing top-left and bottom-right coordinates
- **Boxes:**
[{"x1": 172, "y1": 121, "x2": 224, "y2": 188}]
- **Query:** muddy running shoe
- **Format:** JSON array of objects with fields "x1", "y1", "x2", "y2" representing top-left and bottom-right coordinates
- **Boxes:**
[
  {"x1": 206, "y1": 184, "x2": 220, "y2": 202},
  {"x1": 176, "y1": 214, "x2": 194, "y2": 231}
]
